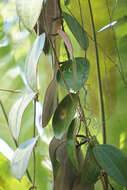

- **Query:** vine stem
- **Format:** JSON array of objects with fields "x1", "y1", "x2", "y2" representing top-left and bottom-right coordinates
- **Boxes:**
[
  {"x1": 0, "y1": 100, "x2": 33, "y2": 184},
  {"x1": 88, "y1": 0, "x2": 108, "y2": 188},
  {"x1": 88, "y1": 0, "x2": 106, "y2": 144},
  {"x1": 0, "y1": 89, "x2": 21, "y2": 93}
]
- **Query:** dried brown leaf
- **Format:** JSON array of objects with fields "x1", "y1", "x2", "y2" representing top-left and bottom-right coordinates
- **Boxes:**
[
  {"x1": 57, "y1": 29, "x2": 73, "y2": 59},
  {"x1": 42, "y1": 77, "x2": 58, "y2": 127}
]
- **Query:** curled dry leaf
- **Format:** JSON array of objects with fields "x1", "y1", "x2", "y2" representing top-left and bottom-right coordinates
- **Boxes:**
[
  {"x1": 57, "y1": 29, "x2": 73, "y2": 59},
  {"x1": 42, "y1": 77, "x2": 58, "y2": 127},
  {"x1": 49, "y1": 135, "x2": 84, "y2": 190}
]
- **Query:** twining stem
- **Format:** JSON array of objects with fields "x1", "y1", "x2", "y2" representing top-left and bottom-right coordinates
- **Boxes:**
[
  {"x1": 0, "y1": 100, "x2": 33, "y2": 184},
  {"x1": 88, "y1": 0, "x2": 108, "y2": 189},
  {"x1": 88, "y1": 0, "x2": 106, "y2": 145},
  {"x1": 77, "y1": 95, "x2": 91, "y2": 138}
]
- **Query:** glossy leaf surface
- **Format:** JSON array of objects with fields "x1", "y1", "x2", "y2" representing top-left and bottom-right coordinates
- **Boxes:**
[
  {"x1": 57, "y1": 57, "x2": 90, "y2": 92},
  {"x1": 52, "y1": 94, "x2": 78, "y2": 139},
  {"x1": 93, "y1": 144, "x2": 127, "y2": 187}
]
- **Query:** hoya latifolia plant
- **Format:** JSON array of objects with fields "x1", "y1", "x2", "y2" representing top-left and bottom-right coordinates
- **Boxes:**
[{"x1": 0, "y1": 0, "x2": 127, "y2": 190}]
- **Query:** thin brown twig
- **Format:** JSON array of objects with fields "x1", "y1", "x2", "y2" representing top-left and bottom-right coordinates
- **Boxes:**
[
  {"x1": 88, "y1": 1, "x2": 108, "y2": 189},
  {"x1": 0, "y1": 89, "x2": 21, "y2": 93}
]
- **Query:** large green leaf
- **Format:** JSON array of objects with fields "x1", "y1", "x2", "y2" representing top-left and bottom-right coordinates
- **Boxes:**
[
  {"x1": 66, "y1": 119, "x2": 79, "y2": 170},
  {"x1": 16, "y1": 0, "x2": 43, "y2": 31},
  {"x1": 93, "y1": 144, "x2": 127, "y2": 187},
  {"x1": 25, "y1": 33, "x2": 45, "y2": 92},
  {"x1": 9, "y1": 91, "x2": 36, "y2": 141},
  {"x1": 80, "y1": 146, "x2": 100, "y2": 187},
  {"x1": 11, "y1": 137, "x2": 38, "y2": 180},
  {"x1": 63, "y1": 12, "x2": 89, "y2": 50},
  {"x1": 57, "y1": 57, "x2": 90, "y2": 92},
  {"x1": 80, "y1": 137, "x2": 100, "y2": 187},
  {"x1": 52, "y1": 93, "x2": 78, "y2": 139}
]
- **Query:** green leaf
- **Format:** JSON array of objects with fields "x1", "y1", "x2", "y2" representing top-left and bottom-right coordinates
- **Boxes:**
[
  {"x1": 25, "y1": 33, "x2": 45, "y2": 92},
  {"x1": 52, "y1": 93, "x2": 78, "y2": 139},
  {"x1": 11, "y1": 136, "x2": 38, "y2": 180},
  {"x1": 16, "y1": 0, "x2": 43, "y2": 31},
  {"x1": 9, "y1": 91, "x2": 36, "y2": 141},
  {"x1": 42, "y1": 77, "x2": 58, "y2": 127},
  {"x1": 93, "y1": 144, "x2": 127, "y2": 187},
  {"x1": 66, "y1": 119, "x2": 79, "y2": 170},
  {"x1": 80, "y1": 142, "x2": 100, "y2": 187},
  {"x1": 63, "y1": 12, "x2": 89, "y2": 50},
  {"x1": 57, "y1": 57, "x2": 90, "y2": 92}
]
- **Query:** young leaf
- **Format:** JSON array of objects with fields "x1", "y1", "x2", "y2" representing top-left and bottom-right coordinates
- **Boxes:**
[
  {"x1": 93, "y1": 144, "x2": 127, "y2": 187},
  {"x1": 16, "y1": 0, "x2": 43, "y2": 31},
  {"x1": 11, "y1": 136, "x2": 38, "y2": 180},
  {"x1": 52, "y1": 93, "x2": 78, "y2": 139},
  {"x1": 57, "y1": 57, "x2": 90, "y2": 92},
  {"x1": 63, "y1": 12, "x2": 89, "y2": 51},
  {"x1": 66, "y1": 119, "x2": 79, "y2": 170},
  {"x1": 25, "y1": 33, "x2": 45, "y2": 92},
  {"x1": 9, "y1": 91, "x2": 36, "y2": 141},
  {"x1": 0, "y1": 138, "x2": 14, "y2": 161},
  {"x1": 42, "y1": 77, "x2": 58, "y2": 127},
  {"x1": 80, "y1": 143, "x2": 100, "y2": 187}
]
